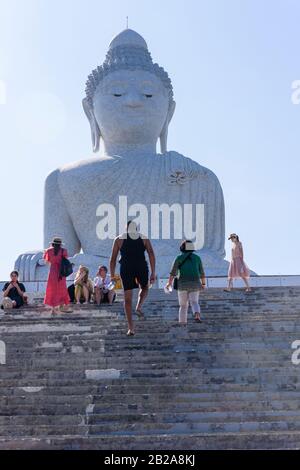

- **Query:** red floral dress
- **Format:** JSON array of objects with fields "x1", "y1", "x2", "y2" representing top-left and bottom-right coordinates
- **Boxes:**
[{"x1": 43, "y1": 247, "x2": 70, "y2": 307}]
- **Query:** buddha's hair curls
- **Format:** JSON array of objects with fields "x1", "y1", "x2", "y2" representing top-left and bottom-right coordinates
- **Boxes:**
[{"x1": 84, "y1": 45, "x2": 174, "y2": 107}]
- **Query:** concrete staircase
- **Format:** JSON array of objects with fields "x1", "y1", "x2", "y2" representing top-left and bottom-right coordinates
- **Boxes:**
[{"x1": 0, "y1": 286, "x2": 300, "y2": 450}]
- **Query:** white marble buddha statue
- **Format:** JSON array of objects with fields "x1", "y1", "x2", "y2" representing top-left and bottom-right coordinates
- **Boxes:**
[{"x1": 15, "y1": 29, "x2": 229, "y2": 281}]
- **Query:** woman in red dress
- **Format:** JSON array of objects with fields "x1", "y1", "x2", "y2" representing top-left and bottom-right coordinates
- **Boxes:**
[{"x1": 43, "y1": 237, "x2": 72, "y2": 313}]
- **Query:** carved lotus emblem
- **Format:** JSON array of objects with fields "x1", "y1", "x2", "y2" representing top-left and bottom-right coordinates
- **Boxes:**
[{"x1": 168, "y1": 170, "x2": 193, "y2": 185}]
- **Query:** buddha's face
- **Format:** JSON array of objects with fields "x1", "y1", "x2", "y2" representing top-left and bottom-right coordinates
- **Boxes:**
[{"x1": 93, "y1": 70, "x2": 170, "y2": 145}]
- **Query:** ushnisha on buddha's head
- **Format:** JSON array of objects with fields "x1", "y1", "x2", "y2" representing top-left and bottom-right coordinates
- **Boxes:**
[{"x1": 83, "y1": 29, "x2": 176, "y2": 154}]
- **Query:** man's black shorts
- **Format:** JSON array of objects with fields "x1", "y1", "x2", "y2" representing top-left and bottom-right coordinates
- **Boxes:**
[{"x1": 120, "y1": 263, "x2": 149, "y2": 291}]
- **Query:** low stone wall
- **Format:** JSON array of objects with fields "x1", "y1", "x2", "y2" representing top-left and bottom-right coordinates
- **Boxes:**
[{"x1": 1, "y1": 275, "x2": 300, "y2": 297}]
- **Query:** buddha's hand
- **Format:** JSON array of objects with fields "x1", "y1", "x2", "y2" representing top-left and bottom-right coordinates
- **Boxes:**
[
  {"x1": 14, "y1": 251, "x2": 45, "y2": 282},
  {"x1": 67, "y1": 253, "x2": 105, "y2": 272}
]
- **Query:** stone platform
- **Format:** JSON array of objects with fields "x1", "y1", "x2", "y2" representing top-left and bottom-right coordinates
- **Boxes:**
[{"x1": 0, "y1": 287, "x2": 300, "y2": 450}]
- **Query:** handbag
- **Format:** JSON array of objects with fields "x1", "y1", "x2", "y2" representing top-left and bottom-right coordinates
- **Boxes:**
[
  {"x1": 173, "y1": 253, "x2": 192, "y2": 290},
  {"x1": 60, "y1": 256, "x2": 73, "y2": 278}
]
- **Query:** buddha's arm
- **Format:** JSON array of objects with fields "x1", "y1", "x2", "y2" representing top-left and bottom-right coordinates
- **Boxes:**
[
  {"x1": 201, "y1": 171, "x2": 226, "y2": 258},
  {"x1": 215, "y1": 176, "x2": 226, "y2": 257},
  {"x1": 44, "y1": 169, "x2": 81, "y2": 256},
  {"x1": 109, "y1": 238, "x2": 121, "y2": 279}
]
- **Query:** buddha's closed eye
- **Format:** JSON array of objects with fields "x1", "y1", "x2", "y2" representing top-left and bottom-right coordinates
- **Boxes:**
[
  {"x1": 145, "y1": 94, "x2": 153, "y2": 98},
  {"x1": 114, "y1": 94, "x2": 122, "y2": 97}
]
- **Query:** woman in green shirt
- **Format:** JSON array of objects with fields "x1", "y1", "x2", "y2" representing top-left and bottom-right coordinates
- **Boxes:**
[{"x1": 166, "y1": 240, "x2": 206, "y2": 324}]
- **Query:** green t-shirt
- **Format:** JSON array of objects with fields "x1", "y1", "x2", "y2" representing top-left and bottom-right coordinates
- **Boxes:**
[{"x1": 170, "y1": 252, "x2": 204, "y2": 291}]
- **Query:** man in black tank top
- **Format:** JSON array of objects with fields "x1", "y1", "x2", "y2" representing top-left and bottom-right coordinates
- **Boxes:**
[{"x1": 110, "y1": 221, "x2": 156, "y2": 336}]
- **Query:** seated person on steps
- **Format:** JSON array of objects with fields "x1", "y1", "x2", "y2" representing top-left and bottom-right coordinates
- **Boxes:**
[
  {"x1": 1, "y1": 271, "x2": 28, "y2": 311},
  {"x1": 74, "y1": 266, "x2": 94, "y2": 305},
  {"x1": 94, "y1": 265, "x2": 116, "y2": 305}
]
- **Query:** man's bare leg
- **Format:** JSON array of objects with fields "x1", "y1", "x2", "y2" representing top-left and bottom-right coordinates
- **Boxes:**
[
  {"x1": 124, "y1": 289, "x2": 134, "y2": 334},
  {"x1": 136, "y1": 286, "x2": 149, "y2": 317}
]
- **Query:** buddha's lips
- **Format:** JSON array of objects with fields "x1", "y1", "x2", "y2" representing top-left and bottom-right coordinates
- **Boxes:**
[{"x1": 122, "y1": 109, "x2": 146, "y2": 114}]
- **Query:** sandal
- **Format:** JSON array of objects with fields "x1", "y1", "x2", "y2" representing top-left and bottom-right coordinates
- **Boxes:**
[
  {"x1": 135, "y1": 309, "x2": 144, "y2": 319},
  {"x1": 126, "y1": 330, "x2": 135, "y2": 336},
  {"x1": 194, "y1": 313, "x2": 202, "y2": 323}
]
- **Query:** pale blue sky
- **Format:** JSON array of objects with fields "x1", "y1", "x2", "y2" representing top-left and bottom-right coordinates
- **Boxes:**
[{"x1": 0, "y1": 0, "x2": 299, "y2": 280}]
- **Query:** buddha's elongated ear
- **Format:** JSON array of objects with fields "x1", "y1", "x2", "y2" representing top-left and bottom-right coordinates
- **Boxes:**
[
  {"x1": 82, "y1": 98, "x2": 101, "y2": 153},
  {"x1": 160, "y1": 100, "x2": 176, "y2": 154}
]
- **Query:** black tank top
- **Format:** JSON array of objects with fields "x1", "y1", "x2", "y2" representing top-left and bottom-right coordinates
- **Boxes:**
[{"x1": 119, "y1": 235, "x2": 147, "y2": 267}]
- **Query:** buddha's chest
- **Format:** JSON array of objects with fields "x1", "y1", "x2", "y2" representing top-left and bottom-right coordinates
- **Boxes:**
[
  {"x1": 64, "y1": 158, "x2": 206, "y2": 209},
  {"x1": 60, "y1": 156, "x2": 211, "y2": 241}
]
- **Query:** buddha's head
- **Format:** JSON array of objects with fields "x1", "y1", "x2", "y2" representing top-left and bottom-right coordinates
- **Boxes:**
[{"x1": 83, "y1": 29, "x2": 176, "y2": 154}]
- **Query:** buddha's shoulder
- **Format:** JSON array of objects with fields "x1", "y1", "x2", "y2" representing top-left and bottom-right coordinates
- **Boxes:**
[
  {"x1": 164, "y1": 151, "x2": 221, "y2": 182},
  {"x1": 46, "y1": 156, "x2": 119, "y2": 184}
]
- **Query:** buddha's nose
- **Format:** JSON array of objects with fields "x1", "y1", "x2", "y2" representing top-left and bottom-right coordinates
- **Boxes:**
[{"x1": 124, "y1": 92, "x2": 143, "y2": 108}]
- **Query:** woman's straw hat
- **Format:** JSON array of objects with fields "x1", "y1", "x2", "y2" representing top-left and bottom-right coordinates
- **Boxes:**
[
  {"x1": 50, "y1": 237, "x2": 64, "y2": 245},
  {"x1": 228, "y1": 233, "x2": 238, "y2": 240}
]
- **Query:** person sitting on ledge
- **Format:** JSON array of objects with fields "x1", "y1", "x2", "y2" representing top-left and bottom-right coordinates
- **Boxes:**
[
  {"x1": 94, "y1": 265, "x2": 116, "y2": 306},
  {"x1": 1, "y1": 271, "x2": 27, "y2": 311},
  {"x1": 74, "y1": 266, "x2": 94, "y2": 305}
]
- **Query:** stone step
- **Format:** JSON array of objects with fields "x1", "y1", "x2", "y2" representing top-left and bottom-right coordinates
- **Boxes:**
[
  {"x1": 2, "y1": 325, "x2": 300, "y2": 336},
  {"x1": 0, "y1": 364, "x2": 298, "y2": 377},
  {"x1": 0, "y1": 363, "x2": 295, "y2": 375},
  {"x1": 86, "y1": 420, "x2": 300, "y2": 434},
  {"x1": 1, "y1": 286, "x2": 300, "y2": 449},
  {"x1": 0, "y1": 350, "x2": 296, "y2": 360},
  {"x1": 0, "y1": 353, "x2": 294, "y2": 365},
  {"x1": 2, "y1": 316, "x2": 300, "y2": 323},
  {"x1": 3, "y1": 337, "x2": 294, "y2": 348},
  {"x1": 0, "y1": 364, "x2": 295, "y2": 381},
  {"x1": 0, "y1": 383, "x2": 299, "y2": 398},
  {"x1": 3, "y1": 361, "x2": 300, "y2": 383},
  {"x1": 2, "y1": 398, "x2": 300, "y2": 416},
  {"x1": 2, "y1": 306, "x2": 300, "y2": 316},
  {"x1": 1, "y1": 418, "x2": 300, "y2": 437},
  {"x1": 0, "y1": 431, "x2": 299, "y2": 450},
  {"x1": 2, "y1": 333, "x2": 297, "y2": 342},
  {"x1": 2, "y1": 389, "x2": 300, "y2": 405},
  {"x1": 87, "y1": 399, "x2": 300, "y2": 413},
  {"x1": 0, "y1": 383, "x2": 287, "y2": 397},
  {"x1": 0, "y1": 364, "x2": 297, "y2": 377},
  {"x1": 2, "y1": 333, "x2": 297, "y2": 343},
  {"x1": 0, "y1": 374, "x2": 296, "y2": 389},
  {"x1": 2, "y1": 409, "x2": 300, "y2": 427},
  {"x1": 1, "y1": 314, "x2": 300, "y2": 322}
]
